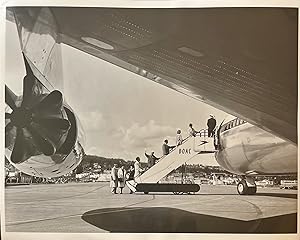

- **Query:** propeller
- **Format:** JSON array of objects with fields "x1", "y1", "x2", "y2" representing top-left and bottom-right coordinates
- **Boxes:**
[{"x1": 5, "y1": 54, "x2": 71, "y2": 164}]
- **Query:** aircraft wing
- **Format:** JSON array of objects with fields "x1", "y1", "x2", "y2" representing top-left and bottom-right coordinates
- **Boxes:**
[
  {"x1": 8, "y1": 7, "x2": 297, "y2": 144},
  {"x1": 8, "y1": 7, "x2": 64, "y2": 92}
]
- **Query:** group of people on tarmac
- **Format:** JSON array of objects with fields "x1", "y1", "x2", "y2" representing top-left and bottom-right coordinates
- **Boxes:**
[
  {"x1": 110, "y1": 163, "x2": 135, "y2": 194},
  {"x1": 110, "y1": 115, "x2": 217, "y2": 194},
  {"x1": 110, "y1": 158, "x2": 143, "y2": 194}
]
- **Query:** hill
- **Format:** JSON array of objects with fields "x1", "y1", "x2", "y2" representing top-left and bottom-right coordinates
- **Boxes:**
[{"x1": 75, "y1": 155, "x2": 147, "y2": 173}]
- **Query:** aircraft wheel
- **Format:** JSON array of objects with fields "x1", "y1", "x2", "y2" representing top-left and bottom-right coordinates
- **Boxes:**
[
  {"x1": 237, "y1": 180, "x2": 257, "y2": 195},
  {"x1": 237, "y1": 180, "x2": 248, "y2": 195},
  {"x1": 144, "y1": 192, "x2": 149, "y2": 194}
]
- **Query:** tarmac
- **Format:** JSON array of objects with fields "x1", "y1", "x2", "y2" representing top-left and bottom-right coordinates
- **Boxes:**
[{"x1": 4, "y1": 182, "x2": 298, "y2": 233}]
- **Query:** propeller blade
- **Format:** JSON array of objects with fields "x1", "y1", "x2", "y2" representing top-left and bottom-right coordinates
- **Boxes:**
[
  {"x1": 33, "y1": 117, "x2": 71, "y2": 131},
  {"x1": 27, "y1": 125, "x2": 56, "y2": 156},
  {"x1": 5, "y1": 85, "x2": 18, "y2": 110},
  {"x1": 33, "y1": 90, "x2": 63, "y2": 112},
  {"x1": 22, "y1": 75, "x2": 36, "y2": 107},
  {"x1": 11, "y1": 128, "x2": 26, "y2": 164}
]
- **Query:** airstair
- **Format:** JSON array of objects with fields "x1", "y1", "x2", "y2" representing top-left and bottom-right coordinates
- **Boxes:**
[{"x1": 127, "y1": 130, "x2": 216, "y2": 194}]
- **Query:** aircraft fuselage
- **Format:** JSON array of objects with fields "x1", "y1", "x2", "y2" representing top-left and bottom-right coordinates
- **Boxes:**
[{"x1": 215, "y1": 119, "x2": 297, "y2": 176}]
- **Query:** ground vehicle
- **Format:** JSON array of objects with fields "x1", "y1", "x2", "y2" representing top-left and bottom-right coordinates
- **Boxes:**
[{"x1": 280, "y1": 180, "x2": 297, "y2": 190}]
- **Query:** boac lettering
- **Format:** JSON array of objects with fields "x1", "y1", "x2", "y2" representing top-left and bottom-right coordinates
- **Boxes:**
[{"x1": 178, "y1": 148, "x2": 192, "y2": 154}]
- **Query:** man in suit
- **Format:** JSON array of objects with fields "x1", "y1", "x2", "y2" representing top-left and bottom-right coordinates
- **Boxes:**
[
  {"x1": 207, "y1": 114, "x2": 217, "y2": 137},
  {"x1": 162, "y1": 139, "x2": 175, "y2": 156}
]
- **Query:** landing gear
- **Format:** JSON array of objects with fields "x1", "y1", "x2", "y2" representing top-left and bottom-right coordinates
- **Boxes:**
[{"x1": 237, "y1": 177, "x2": 257, "y2": 195}]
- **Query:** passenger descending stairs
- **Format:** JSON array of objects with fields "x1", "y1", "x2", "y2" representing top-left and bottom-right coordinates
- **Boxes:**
[{"x1": 135, "y1": 130, "x2": 216, "y2": 184}]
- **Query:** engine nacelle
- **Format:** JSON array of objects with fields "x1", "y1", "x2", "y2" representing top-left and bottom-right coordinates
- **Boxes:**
[
  {"x1": 5, "y1": 55, "x2": 85, "y2": 178},
  {"x1": 5, "y1": 103, "x2": 85, "y2": 178}
]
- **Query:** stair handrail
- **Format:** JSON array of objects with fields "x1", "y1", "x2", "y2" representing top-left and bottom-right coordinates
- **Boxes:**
[{"x1": 197, "y1": 128, "x2": 209, "y2": 138}]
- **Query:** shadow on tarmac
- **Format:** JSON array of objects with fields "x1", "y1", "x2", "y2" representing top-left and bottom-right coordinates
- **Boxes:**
[
  {"x1": 135, "y1": 192, "x2": 297, "y2": 199},
  {"x1": 81, "y1": 207, "x2": 296, "y2": 233},
  {"x1": 255, "y1": 192, "x2": 297, "y2": 199}
]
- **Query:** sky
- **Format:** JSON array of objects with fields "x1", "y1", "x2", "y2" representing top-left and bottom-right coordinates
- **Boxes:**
[{"x1": 5, "y1": 21, "x2": 232, "y2": 165}]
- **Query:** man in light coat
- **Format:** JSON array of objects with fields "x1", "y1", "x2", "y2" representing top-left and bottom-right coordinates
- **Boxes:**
[
  {"x1": 117, "y1": 165, "x2": 126, "y2": 194},
  {"x1": 110, "y1": 164, "x2": 118, "y2": 194}
]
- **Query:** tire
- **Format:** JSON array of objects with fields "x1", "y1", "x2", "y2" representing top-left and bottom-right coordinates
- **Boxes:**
[
  {"x1": 237, "y1": 180, "x2": 257, "y2": 195},
  {"x1": 237, "y1": 180, "x2": 248, "y2": 195}
]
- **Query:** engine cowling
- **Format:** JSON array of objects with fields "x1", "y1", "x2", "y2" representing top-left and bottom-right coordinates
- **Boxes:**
[{"x1": 5, "y1": 55, "x2": 85, "y2": 178}]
